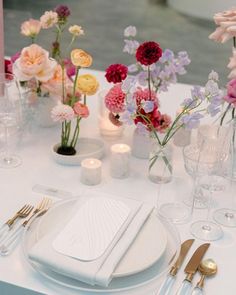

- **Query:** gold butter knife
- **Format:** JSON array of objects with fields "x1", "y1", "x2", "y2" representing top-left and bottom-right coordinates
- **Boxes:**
[
  {"x1": 176, "y1": 243, "x2": 210, "y2": 295},
  {"x1": 157, "y1": 239, "x2": 195, "y2": 295}
]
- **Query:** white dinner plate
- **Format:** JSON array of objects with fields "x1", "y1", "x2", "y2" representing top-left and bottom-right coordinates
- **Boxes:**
[{"x1": 22, "y1": 198, "x2": 180, "y2": 293}]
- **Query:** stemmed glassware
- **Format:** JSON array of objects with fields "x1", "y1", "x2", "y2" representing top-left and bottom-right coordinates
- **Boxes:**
[
  {"x1": 213, "y1": 119, "x2": 236, "y2": 227},
  {"x1": 0, "y1": 73, "x2": 22, "y2": 168},
  {"x1": 190, "y1": 131, "x2": 228, "y2": 241}
]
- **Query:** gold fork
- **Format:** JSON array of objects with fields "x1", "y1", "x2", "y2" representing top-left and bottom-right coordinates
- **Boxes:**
[{"x1": 0, "y1": 197, "x2": 52, "y2": 256}]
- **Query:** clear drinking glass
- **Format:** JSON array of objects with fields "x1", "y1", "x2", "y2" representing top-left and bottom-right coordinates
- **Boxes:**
[
  {"x1": 190, "y1": 135, "x2": 227, "y2": 241},
  {"x1": 0, "y1": 73, "x2": 22, "y2": 168}
]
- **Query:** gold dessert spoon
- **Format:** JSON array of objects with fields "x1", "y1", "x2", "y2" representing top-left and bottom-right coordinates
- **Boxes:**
[{"x1": 191, "y1": 259, "x2": 217, "y2": 295}]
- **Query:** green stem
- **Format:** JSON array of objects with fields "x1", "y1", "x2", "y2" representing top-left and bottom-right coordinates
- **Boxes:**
[
  {"x1": 234, "y1": 37, "x2": 236, "y2": 48},
  {"x1": 71, "y1": 66, "x2": 80, "y2": 106},
  {"x1": 220, "y1": 103, "x2": 231, "y2": 125}
]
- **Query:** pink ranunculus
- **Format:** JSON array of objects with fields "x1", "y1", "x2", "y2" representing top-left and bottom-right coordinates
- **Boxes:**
[
  {"x1": 224, "y1": 78, "x2": 236, "y2": 106},
  {"x1": 228, "y1": 48, "x2": 236, "y2": 79},
  {"x1": 105, "y1": 83, "x2": 125, "y2": 113},
  {"x1": 21, "y1": 18, "x2": 41, "y2": 38},
  {"x1": 41, "y1": 64, "x2": 73, "y2": 98},
  {"x1": 51, "y1": 102, "x2": 75, "y2": 122},
  {"x1": 209, "y1": 8, "x2": 236, "y2": 43},
  {"x1": 73, "y1": 102, "x2": 89, "y2": 118},
  {"x1": 13, "y1": 44, "x2": 57, "y2": 82}
]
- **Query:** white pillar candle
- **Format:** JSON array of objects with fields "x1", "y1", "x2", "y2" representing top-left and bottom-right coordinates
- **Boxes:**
[
  {"x1": 110, "y1": 144, "x2": 131, "y2": 179},
  {"x1": 81, "y1": 158, "x2": 102, "y2": 185}
]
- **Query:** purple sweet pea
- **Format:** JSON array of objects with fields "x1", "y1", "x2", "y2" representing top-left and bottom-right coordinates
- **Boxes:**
[
  {"x1": 123, "y1": 39, "x2": 139, "y2": 55},
  {"x1": 142, "y1": 100, "x2": 154, "y2": 113},
  {"x1": 136, "y1": 122, "x2": 148, "y2": 134},
  {"x1": 159, "y1": 49, "x2": 174, "y2": 63},
  {"x1": 191, "y1": 86, "x2": 205, "y2": 102},
  {"x1": 181, "y1": 112, "x2": 204, "y2": 129}
]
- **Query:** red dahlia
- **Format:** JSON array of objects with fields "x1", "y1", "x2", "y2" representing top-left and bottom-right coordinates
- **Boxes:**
[
  {"x1": 105, "y1": 64, "x2": 128, "y2": 84},
  {"x1": 136, "y1": 41, "x2": 162, "y2": 66}
]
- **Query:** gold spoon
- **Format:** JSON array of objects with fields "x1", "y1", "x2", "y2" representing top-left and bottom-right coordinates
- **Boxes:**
[{"x1": 191, "y1": 259, "x2": 217, "y2": 294}]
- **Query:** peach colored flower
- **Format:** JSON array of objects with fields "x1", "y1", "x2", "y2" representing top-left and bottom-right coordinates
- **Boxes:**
[
  {"x1": 73, "y1": 102, "x2": 89, "y2": 118},
  {"x1": 71, "y1": 49, "x2": 92, "y2": 68},
  {"x1": 51, "y1": 102, "x2": 74, "y2": 122},
  {"x1": 209, "y1": 8, "x2": 236, "y2": 43},
  {"x1": 40, "y1": 11, "x2": 58, "y2": 29},
  {"x1": 41, "y1": 64, "x2": 73, "y2": 97},
  {"x1": 76, "y1": 74, "x2": 99, "y2": 95},
  {"x1": 228, "y1": 48, "x2": 236, "y2": 79},
  {"x1": 21, "y1": 19, "x2": 41, "y2": 38},
  {"x1": 13, "y1": 44, "x2": 57, "y2": 82},
  {"x1": 69, "y1": 25, "x2": 84, "y2": 36}
]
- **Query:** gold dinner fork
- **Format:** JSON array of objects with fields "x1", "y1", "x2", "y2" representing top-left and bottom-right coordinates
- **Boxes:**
[
  {"x1": 0, "y1": 197, "x2": 52, "y2": 256},
  {"x1": 0, "y1": 204, "x2": 33, "y2": 241}
]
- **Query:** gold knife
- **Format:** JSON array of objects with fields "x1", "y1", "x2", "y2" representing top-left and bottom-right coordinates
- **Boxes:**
[
  {"x1": 157, "y1": 239, "x2": 195, "y2": 295},
  {"x1": 176, "y1": 243, "x2": 210, "y2": 295}
]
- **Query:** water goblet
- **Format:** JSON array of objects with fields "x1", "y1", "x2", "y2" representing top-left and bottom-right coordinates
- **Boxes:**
[{"x1": 0, "y1": 73, "x2": 22, "y2": 168}]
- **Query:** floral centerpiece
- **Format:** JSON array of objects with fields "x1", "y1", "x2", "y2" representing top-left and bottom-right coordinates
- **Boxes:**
[
  {"x1": 11, "y1": 5, "x2": 99, "y2": 156},
  {"x1": 104, "y1": 26, "x2": 223, "y2": 183}
]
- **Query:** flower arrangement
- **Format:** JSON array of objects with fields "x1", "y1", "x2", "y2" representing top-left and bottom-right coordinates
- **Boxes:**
[
  {"x1": 209, "y1": 7, "x2": 236, "y2": 124},
  {"x1": 104, "y1": 26, "x2": 223, "y2": 178},
  {"x1": 11, "y1": 5, "x2": 99, "y2": 155}
]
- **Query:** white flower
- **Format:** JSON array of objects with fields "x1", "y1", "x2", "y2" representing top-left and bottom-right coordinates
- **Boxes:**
[
  {"x1": 40, "y1": 11, "x2": 58, "y2": 29},
  {"x1": 51, "y1": 102, "x2": 75, "y2": 122},
  {"x1": 69, "y1": 25, "x2": 84, "y2": 36},
  {"x1": 124, "y1": 26, "x2": 137, "y2": 37}
]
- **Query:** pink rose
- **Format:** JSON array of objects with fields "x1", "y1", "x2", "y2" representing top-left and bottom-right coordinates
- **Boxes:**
[
  {"x1": 41, "y1": 64, "x2": 73, "y2": 98},
  {"x1": 73, "y1": 102, "x2": 89, "y2": 118},
  {"x1": 13, "y1": 44, "x2": 57, "y2": 82},
  {"x1": 209, "y1": 8, "x2": 236, "y2": 43},
  {"x1": 21, "y1": 18, "x2": 41, "y2": 38},
  {"x1": 224, "y1": 79, "x2": 236, "y2": 106}
]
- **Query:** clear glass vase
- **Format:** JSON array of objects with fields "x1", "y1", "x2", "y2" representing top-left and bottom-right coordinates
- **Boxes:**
[{"x1": 148, "y1": 140, "x2": 173, "y2": 184}]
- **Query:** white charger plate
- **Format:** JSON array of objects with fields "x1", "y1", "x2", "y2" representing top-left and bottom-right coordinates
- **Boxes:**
[{"x1": 22, "y1": 198, "x2": 180, "y2": 293}]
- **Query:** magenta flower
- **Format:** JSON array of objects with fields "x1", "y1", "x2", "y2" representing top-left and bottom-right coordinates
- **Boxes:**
[
  {"x1": 224, "y1": 79, "x2": 236, "y2": 106},
  {"x1": 55, "y1": 5, "x2": 71, "y2": 18}
]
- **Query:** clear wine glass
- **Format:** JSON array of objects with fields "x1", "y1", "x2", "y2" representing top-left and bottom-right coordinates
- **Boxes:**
[
  {"x1": 213, "y1": 119, "x2": 236, "y2": 227},
  {"x1": 0, "y1": 73, "x2": 22, "y2": 168},
  {"x1": 190, "y1": 135, "x2": 227, "y2": 241}
]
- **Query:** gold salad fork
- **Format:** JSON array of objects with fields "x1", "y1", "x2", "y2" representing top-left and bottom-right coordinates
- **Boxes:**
[
  {"x1": 0, "y1": 205, "x2": 33, "y2": 241},
  {"x1": 0, "y1": 197, "x2": 52, "y2": 256}
]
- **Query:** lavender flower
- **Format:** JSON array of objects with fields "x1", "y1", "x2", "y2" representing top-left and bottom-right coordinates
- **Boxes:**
[
  {"x1": 136, "y1": 122, "x2": 148, "y2": 134},
  {"x1": 137, "y1": 71, "x2": 148, "y2": 86},
  {"x1": 124, "y1": 26, "x2": 137, "y2": 37},
  {"x1": 208, "y1": 70, "x2": 219, "y2": 81},
  {"x1": 159, "y1": 49, "x2": 174, "y2": 63},
  {"x1": 191, "y1": 86, "x2": 205, "y2": 102},
  {"x1": 142, "y1": 100, "x2": 154, "y2": 113},
  {"x1": 181, "y1": 112, "x2": 204, "y2": 129},
  {"x1": 128, "y1": 64, "x2": 139, "y2": 73},
  {"x1": 123, "y1": 39, "x2": 139, "y2": 55},
  {"x1": 120, "y1": 110, "x2": 134, "y2": 125},
  {"x1": 121, "y1": 76, "x2": 137, "y2": 92}
]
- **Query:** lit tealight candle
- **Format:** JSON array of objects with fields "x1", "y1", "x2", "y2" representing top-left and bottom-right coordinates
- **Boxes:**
[
  {"x1": 110, "y1": 144, "x2": 131, "y2": 179},
  {"x1": 81, "y1": 158, "x2": 102, "y2": 185}
]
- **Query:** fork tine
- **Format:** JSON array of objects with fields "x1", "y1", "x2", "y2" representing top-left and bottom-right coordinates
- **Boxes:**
[
  {"x1": 17, "y1": 205, "x2": 27, "y2": 214},
  {"x1": 24, "y1": 206, "x2": 34, "y2": 216},
  {"x1": 21, "y1": 205, "x2": 32, "y2": 215}
]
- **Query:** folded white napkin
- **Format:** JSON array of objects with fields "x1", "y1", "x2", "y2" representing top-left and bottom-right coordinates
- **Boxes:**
[{"x1": 29, "y1": 196, "x2": 153, "y2": 287}]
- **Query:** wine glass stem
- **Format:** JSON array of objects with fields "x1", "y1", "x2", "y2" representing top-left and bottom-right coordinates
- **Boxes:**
[{"x1": 3, "y1": 124, "x2": 11, "y2": 163}]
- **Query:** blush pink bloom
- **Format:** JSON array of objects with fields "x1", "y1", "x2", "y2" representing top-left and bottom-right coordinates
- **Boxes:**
[
  {"x1": 156, "y1": 113, "x2": 172, "y2": 133},
  {"x1": 209, "y1": 8, "x2": 236, "y2": 43},
  {"x1": 73, "y1": 102, "x2": 89, "y2": 118},
  {"x1": 21, "y1": 19, "x2": 41, "y2": 38},
  {"x1": 105, "y1": 83, "x2": 125, "y2": 113},
  {"x1": 51, "y1": 102, "x2": 75, "y2": 122},
  {"x1": 41, "y1": 64, "x2": 73, "y2": 97},
  {"x1": 133, "y1": 87, "x2": 159, "y2": 106},
  {"x1": 13, "y1": 44, "x2": 57, "y2": 82},
  {"x1": 228, "y1": 48, "x2": 236, "y2": 79},
  {"x1": 224, "y1": 78, "x2": 236, "y2": 106},
  {"x1": 40, "y1": 11, "x2": 58, "y2": 29}
]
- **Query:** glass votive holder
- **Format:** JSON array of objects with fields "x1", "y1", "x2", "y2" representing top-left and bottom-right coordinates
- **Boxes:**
[
  {"x1": 110, "y1": 143, "x2": 131, "y2": 179},
  {"x1": 80, "y1": 158, "x2": 102, "y2": 185},
  {"x1": 98, "y1": 90, "x2": 124, "y2": 138}
]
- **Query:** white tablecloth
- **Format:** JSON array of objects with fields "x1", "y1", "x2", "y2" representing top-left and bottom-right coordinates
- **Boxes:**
[{"x1": 0, "y1": 69, "x2": 235, "y2": 295}]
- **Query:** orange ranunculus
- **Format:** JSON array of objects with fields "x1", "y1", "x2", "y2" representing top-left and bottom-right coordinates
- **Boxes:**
[
  {"x1": 76, "y1": 74, "x2": 99, "y2": 96},
  {"x1": 71, "y1": 49, "x2": 92, "y2": 68},
  {"x1": 21, "y1": 19, "x2": 41, "y2": 38},
  {"x1": 13, "y1": 44, "x2": 57, "y2": 82}
]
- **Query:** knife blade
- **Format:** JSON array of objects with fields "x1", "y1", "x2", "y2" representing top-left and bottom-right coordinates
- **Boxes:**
[
  {"x1": 176, "y1": 243, "x2": 210, "y2": 295},
  {"x1": 157, "y1": 239, "x2": 194, "y2": 295}
]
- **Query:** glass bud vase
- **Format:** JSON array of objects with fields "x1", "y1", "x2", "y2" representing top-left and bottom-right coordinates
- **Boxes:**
[{"x1": 148, "y1": 140, "x2": 173, "y2": 184}]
